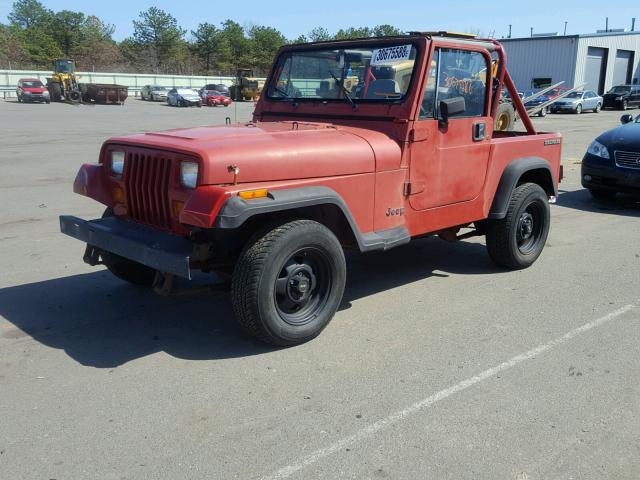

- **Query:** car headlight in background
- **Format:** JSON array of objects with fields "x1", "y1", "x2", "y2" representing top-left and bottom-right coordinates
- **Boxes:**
[
  {"x1": 110, "y1": 150, "x2": 125, "y2": 175},
  {"x1": 587, "y1": 140, "x2": 610, "y2": 159},
  {"x1": 181, "y1": 161, "x2": 199, "y2": 189}
]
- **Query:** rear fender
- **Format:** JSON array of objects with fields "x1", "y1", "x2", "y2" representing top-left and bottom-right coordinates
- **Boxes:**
[{"x1": 489, "y1": 157, "x2": 556, "y2": 219}]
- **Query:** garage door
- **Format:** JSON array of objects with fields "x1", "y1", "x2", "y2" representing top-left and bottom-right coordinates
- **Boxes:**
[
  {"x1": 612, "y1": 50, "x2": 633, "y2": 86},
  {"x1": 584, "y1": 47, "x2": 607, "y2": 94}
]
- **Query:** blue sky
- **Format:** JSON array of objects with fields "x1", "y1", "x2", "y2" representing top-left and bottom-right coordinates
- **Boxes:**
[{"x1": 0, "y1": 0, "x2": 638, "y2": 40}]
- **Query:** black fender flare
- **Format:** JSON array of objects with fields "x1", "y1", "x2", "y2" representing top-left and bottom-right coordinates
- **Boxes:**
[
  {"x1": 215, "y1": 186, "x2": 409, "y2": 252},
  {"x1": 488, "y1": 157, "x2": 557, "y2": 220}
]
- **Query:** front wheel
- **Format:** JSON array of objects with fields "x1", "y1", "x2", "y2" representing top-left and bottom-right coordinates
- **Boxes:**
[
  {"x1": 231, "y1": 220, "x2": 346, "y2": 346},
  {"x1": 575, "y1": 104, "x2": 583, "y2": 114},
  {"x1": 538, "y1": 107, "x2": 547, "y2": 117},
  {"x1": 99, "y1": 209, "x2": 156, "y2": 286},
  {"x1": 594, "y1": 103, "x2": 601, "y2": 113},
  {"x1": 622, "y1": 100, "x2": 628, "y2": 110},
  {"x1": 486, "y1": 183, "x2": 551, "y2": 270}
]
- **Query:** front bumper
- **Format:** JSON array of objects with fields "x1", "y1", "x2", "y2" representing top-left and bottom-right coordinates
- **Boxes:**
[
  {"x1": 551, "y1": 103, "x2": 578, "y2": 112},
  {"x1": 603, "y1": 98, "x2": 624, "y2": 109},
  {"x1": 581, "y1": 153, "x2": 640, "y2": 193},
  {"x1": 60, "y1": 215, "x2": 194, "y2": 278}
]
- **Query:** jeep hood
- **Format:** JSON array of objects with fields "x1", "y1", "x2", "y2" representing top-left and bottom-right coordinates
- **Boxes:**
[{"x1": 107, "y1": 121, "x2": 401, "y2": 184}]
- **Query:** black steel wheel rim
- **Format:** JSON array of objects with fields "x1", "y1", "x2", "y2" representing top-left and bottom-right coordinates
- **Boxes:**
[
  {"x1": 274, "y1": 247, "x2": 332, "y2": 326},
  {"x1": 516, "y1": 202, "x2": 544, "y2": 254}
]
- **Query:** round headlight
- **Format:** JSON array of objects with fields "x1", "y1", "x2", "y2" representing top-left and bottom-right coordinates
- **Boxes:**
[
  {"x1": 181, "y1": 161, "x2": 199, "y2": 189},
  {"x1": 110, "y1": 151, "x2": 125, "y2": 175}
]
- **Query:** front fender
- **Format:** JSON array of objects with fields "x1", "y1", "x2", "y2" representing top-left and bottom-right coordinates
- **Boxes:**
[
  {"x1": 214, "y1": 186, "x2": 409, "y2": 252},
  {"x1": 73, "y1": 163, "x2": 114, "y2": 207}
]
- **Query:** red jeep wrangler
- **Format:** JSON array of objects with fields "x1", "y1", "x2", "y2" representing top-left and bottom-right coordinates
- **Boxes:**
[{"x1": 61, "y1": 33, "x2": 562, "y2": 346}]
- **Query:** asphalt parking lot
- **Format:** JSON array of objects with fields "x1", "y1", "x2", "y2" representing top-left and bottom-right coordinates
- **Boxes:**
[{"x1": 1, "y1": 98, "x2": 639, "y2": 480}]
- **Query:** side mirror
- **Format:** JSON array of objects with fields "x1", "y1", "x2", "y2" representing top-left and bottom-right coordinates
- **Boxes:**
[
  {"x1": 439, "y1": 97, "x2": 466, "y2": 128},
  {"x1": 621, "y1": 114, "x2": 634, "y2": 125}
]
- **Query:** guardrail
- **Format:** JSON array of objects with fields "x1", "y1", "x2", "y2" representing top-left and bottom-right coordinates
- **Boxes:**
[{"x1": 0, "y1": 69, "x2": 268, "y2": 100}]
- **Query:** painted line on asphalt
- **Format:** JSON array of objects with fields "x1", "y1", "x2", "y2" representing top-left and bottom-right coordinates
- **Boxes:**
[{"x1": 261, "y1": 303, "x2": 637, "y2": 480}]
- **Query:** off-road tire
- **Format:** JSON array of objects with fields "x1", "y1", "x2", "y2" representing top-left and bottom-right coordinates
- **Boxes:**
[
  {"x1": 486, "y1": 183, "x2": 550, "y2": 270},
  {"x1": 495, "y1": 102, "x2": 515, "y2": 131},
  {"x1": 49, "y1": 82, "x2": 62, "y2": 102},
  {"x1": 231, "y1": 220, "x2": 346, "y2": 346},
  {"x1": 98, "y1": 208, "x2": 156, "y2": 286},
  {"x1": 588, "y1": 188, "x2": 616, "y2": 200}
]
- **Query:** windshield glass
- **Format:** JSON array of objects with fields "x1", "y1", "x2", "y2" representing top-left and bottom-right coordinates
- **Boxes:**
[
  {"x1": 267, "y1": 43, "x2": 418, "y2": 102},
  {"x1": 22, "y1": 81, "x2": 43, "y2": 88},
  {"x1": 55, "y1": 60, "x2": 74, "y2": 73},
  {"x1": 176, "y1": 89, "x2": 197, "y2": 95},
  {"x1": 565, "y1": 92, "x2": 583, "y2": 98},
  {"x1": 609, "y1": 86, "x2": 631, "y2": 94},
  {"x1": 151, "y1": 86, "x2": 167, "y2": 91}
]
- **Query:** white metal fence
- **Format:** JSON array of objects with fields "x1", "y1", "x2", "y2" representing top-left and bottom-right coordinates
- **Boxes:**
[{"x1": 0, "y1": 69, "x2": 267, "y2": 98}]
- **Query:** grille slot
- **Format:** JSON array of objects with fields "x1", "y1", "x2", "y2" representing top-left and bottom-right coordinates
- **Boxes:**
[
  {"x1": 614, "y1": 150, "x2": 640, "y2": 170},
  {"x1": 124, "y1": 153, "x2": 172, "y2": 229}
]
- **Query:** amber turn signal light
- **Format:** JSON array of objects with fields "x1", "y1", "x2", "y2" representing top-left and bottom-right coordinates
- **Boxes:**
[
  {"x1": 113, "y1": 186, "x2": 125, "y2": 203},
  {"x1": 238, "y1": 189, "x2": 269, "y2": 200},
  {"x1": 172, "y1": 200, "x2": 185, "y2": 217}
]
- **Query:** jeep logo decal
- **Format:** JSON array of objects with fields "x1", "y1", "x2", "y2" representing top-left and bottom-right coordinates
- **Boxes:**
[{"x1": 386, "y1": 207, "x2": 405, "y2": 217}]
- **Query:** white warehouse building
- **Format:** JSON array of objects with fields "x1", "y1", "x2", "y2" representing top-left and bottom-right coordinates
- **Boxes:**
[{"x1": 501, "y1": 30, "x2": 640, "y2": 94}]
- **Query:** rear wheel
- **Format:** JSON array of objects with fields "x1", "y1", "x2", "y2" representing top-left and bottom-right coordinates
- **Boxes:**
[
  {"x1": 98, "y1": 208, "x2": 156, "y2": 286},
  {"x1": 486, "y1": 183, "x2": 550, "y2": 270},
  {"x1": 231, "y1": 220, "x2": 346, "y2": 346}
]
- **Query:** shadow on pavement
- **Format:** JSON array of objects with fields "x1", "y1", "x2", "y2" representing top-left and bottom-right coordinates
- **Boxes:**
[
  {"x1": 557, "y1": 188, "x2": 640, "y2": 217},
  {"x1": 0, "y1": 237, "x2": 498, "y2": 368}
]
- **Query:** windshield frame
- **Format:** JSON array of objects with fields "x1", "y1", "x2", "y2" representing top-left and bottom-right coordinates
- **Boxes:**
[{"x1": 265, "y1": 40, "x2": 422, "y2": 105}]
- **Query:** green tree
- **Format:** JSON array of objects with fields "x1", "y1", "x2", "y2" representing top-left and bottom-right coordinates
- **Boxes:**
[
  {"x1": 307, "y1": 26, "x2": 331, "y2": 42},
  {"x1": 18, "y1": 24, "x2": 61, "y2": 66},
  {"x1": 248, "y1": 26, "x2": 286, "y2": 73},
  {"x1": 8, "y1": 0, "x2": 50, "y2": 28},
  {"x1": 372, "y1": 24, "x2": 403, "y2": 36},
  {"x1": 218, "y1": 20, "x2": 250, "y2": 69},
  {"x1": 132, "y1": 7, "x2": 185, "y2": 70},
  {"x1": 334, "y1": 27, "x2": 372, "y2": 40},
  {"x1": 47, "y1": 10, "x2": 85, "y2": 56},
  {"x1": 191, "y1": 22, "x2": 225, "y2": 73},
  {"x1": 0, "y1": 24, "x2": 28, "y2": 68}
]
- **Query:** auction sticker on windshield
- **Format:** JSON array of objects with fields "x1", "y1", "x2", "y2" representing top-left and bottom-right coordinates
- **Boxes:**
[{"x1": 371, "y1": 45, "x2": 412, "y2": 65}]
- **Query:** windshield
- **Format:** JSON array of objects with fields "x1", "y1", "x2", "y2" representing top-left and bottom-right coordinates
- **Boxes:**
[
  {"x1": 176, "y1": 89, "x2": 197, "y2": 95},
  {"x1": 608, "y1": 86, "x2": 631, "y2": 94},
  {"x1": 22, "y1": 81, "x2": 43, "y2": 88},
  {"x1": 565, "y1": 92, "x2": 583, "y2": 98},
  {"x1": 151, "y1": 86, "x2": 167, "y2": 91},
  {"x1": 55, "y1": 60, "x2": 74, "y2": 73},
  {"x1": 267, "y1": 43, "x2": 418, "y2": 102}
]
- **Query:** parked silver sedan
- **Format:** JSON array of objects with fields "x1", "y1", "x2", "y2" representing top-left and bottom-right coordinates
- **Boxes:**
[{"x1": 550, "y1": 90, "x2": 603, "y2": 114}]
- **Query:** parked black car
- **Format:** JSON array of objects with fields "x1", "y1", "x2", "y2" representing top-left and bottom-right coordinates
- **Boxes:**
[
  {"x1": 602, "y1": 85, "x2": 640, "y2": 110},
  {"x1": 581, "y1": 113, "x2": 640, "y2": 199},
  {"x1": 200, "y1": 83, "x2": 230, "y2": 97}
]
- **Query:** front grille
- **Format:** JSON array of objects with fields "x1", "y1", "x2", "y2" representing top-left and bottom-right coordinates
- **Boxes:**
[
  {"x1": 614, "y1": 150, "x2": 640, "y2": 170},
  {"x1": 124, "y1": 152, "x2": 173, "y2": 229}
]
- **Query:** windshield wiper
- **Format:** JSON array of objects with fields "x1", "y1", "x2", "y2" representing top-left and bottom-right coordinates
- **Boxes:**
[{"x1": 328, "y1": 71, "x2": 357, "y2": 109}]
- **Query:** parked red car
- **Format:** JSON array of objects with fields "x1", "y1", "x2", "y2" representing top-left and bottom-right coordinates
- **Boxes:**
[
  {"x1": 203, "y1": 90, "x2": 232, "y2": 107},
  {"x1": 16, "y1": 78, "x2": 50, "y2": 103}
]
